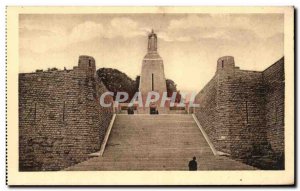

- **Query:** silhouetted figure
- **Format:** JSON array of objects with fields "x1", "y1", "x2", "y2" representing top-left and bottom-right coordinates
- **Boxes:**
[
  {"x1": 188, "y1": 156, "x2": 197, "y2": 171},
  {"x1": 131, "y1": 107, "x2": 134, "y2": 114},
  {"x1": 127, "y1": 107, "x2": 134, "y2": 114},
  {"x1": 127, "y1": 107, "x2": 130, "y2": 114}
]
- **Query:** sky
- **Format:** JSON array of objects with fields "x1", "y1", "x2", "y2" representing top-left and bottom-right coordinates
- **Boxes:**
[{"x1": 19, "y1": 14, "x2": 283, "y2": 93}]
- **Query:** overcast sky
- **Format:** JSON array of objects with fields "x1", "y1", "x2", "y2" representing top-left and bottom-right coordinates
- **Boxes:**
[{"x1": 19, "y1": 14, "x2": 283, "y2": 93}]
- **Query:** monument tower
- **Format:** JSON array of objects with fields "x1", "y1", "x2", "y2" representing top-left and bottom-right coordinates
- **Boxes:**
[{"x1": 138, "y1": 30, "x2": 168, "y2": 114}]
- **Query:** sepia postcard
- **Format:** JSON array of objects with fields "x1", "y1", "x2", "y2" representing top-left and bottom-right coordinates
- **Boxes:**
[{"x1": 6, "y1": 6, "x2": 294, "y2": 185}]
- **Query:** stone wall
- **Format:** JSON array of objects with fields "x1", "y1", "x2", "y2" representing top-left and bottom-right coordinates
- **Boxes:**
[
  {"x1": 19, "y1": 56, "x2": 113, "y2": 171},
  {"x1": 194, "y1": 76, "x2": 220, "y2": 150},
  {"x1": 263, "y1": 58, "x2": 285, "y2": 167},
  {"x1": 194, "y1": 56, "x2": 285, "y2": 169}
]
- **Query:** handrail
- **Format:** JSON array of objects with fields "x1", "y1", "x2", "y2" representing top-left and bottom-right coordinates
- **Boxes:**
[
  {"x1": 192, "y1": 114, "x2": 218, "y2": 156},
  {"x1": 99, "y1": 114, "x2": 116, "y2": 156}
]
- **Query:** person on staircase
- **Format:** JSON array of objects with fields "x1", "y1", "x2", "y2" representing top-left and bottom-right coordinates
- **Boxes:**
[{"x1": 188, "y1": 156, "x2": 198, "y2": 171}]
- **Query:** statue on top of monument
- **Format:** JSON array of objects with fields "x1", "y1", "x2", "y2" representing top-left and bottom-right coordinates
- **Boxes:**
[{"x1": 148, "y1": 29, "x2": 157, "y2": 52}]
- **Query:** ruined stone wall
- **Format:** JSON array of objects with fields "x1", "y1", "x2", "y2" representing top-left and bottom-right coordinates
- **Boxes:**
[
  {"x1": 195, "y1": 56, "x2": 284, "y2": 169},
  {"x1": 19, "y1": 56, "x2": 113, "y2": 171},
  {"x1": 263, "y1": 58, "x2": 285, "y2": 160}
]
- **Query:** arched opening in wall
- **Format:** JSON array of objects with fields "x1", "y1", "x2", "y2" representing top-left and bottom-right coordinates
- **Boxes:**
[
  {"x1": 222, "y1": 60, "x2": 224, "y2": 68},
  {"x1": 150, "y1": 107, "x2": 156, "y2": 114},
  {"x1": 150, "y1": 104, "x2": 158, "y2": 115},
  {"x1": 88, "y1": 60, "x2": 92, "y2": 67}
]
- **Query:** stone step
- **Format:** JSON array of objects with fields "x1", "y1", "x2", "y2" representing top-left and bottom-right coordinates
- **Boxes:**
[
  {"x1": 116, "y1": 114, "x2": 193, "y2": 118},
  {"x1": 105, "y1": 144, "x2": 210, "y2": 148},
  {"x1": 65, "y1": 114, "x2": 256, "y2": 171},
  {"x1": 66, "y1": 156, "x2": 256, "y2": 171},
  {"x1": 103, "y1": 150, "x2": 213, "y2": 157}
]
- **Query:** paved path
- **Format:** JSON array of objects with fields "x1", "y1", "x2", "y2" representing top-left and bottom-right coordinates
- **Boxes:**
[{"x1": 65, "y1": 114, "x2": 256, "y2": 171}]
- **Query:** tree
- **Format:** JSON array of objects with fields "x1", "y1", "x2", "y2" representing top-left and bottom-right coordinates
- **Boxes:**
[
  {"x1": 135, "y1": 76, "x2": 140, "y2": 92},
  {"x1": 97, "y1": 68, "x2": 181, "y2": 103},
  {"x1": 97, "y1": 68, "x2": 137, "y2": 102},
  {"x1": 166, "y1": 79, "x2": 181, "y2": 103}
]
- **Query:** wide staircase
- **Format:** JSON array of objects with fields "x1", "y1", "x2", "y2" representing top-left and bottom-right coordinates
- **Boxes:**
[{"x1": 65, "y1": 114, "x2": 256, "y2": 170}]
